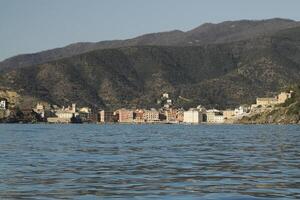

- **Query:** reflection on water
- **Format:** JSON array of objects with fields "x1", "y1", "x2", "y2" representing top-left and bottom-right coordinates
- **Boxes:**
[{"x1": 0, "y1": 124, "x2": 299, "y2": 199}]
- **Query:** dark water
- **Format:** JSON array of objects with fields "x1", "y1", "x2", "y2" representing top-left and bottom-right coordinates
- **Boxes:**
[{"x1": 0, "y1": 124, "x2": 299, "y2": 200}]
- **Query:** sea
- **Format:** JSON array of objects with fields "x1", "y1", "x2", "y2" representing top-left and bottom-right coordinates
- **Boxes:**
[{"x1": 0, "y1": 124, "x2": 299, "y2": 200}]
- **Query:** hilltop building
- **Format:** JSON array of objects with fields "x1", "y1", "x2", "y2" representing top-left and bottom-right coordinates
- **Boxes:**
[
  {"x1": 255, "y1": 91, "x2": 293, "y2": 107},
  {"x1": 0, "y1": 99, "x2": 7, "y2": 110}
]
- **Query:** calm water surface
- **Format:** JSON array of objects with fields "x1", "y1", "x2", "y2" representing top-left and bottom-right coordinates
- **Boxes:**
[{"x1": 0, "y1": 124, "x2": 299, "y2": 200}]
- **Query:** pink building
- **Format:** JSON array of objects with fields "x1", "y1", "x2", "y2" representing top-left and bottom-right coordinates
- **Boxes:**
[{"x1": 118, "y1": 109, "x2": 134, "y2": 123}]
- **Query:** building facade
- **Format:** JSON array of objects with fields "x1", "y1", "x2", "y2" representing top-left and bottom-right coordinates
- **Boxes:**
[
  {"x1": 206, "y1": 110, "x2": 224, "y2": 123},
  {"x1": 118, "y1": 109, "x2": 134, "y2": 123},
  {"x1": 183, "y1": 110, "x2": 202, "y2": 124},
  {"x1": 99, "y1": 110, "x2": 115, "y2": 123},
  {"x1": 143, "y1": 109, "x2": 159, "y2": 122}
]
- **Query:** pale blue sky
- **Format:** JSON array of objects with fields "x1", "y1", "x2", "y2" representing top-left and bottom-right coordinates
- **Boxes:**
[{"x1": 1, "y1": 0, "x2": 300, "y2": 61}]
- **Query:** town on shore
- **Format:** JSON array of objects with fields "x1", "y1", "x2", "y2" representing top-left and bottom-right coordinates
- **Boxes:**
[{"x1": 0, "y1": 89, "x2": 295, "y2": 124}]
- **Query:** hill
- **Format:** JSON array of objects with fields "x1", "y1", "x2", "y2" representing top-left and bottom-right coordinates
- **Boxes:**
[
  {"x1": 240, "y1": 85, "x2": 300, "y2": 124},
  {"x1": 1, "y1": 18, "x2": 299, "y2": 71},
  {"x1": 1, "y1": 25, "x2": 300, "y2": 109}
]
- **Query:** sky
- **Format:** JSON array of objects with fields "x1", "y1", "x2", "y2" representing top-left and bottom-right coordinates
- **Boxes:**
[{"x1": 1, "y1": 0, "x2": 300, "y2": 61}]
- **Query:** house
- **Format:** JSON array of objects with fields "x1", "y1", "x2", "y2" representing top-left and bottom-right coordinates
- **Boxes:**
[
  {"x1": 134, "y1": 109, "x2": 145, "y2": 123},
  {"x1": 33, "y1": 103, "x2": 45, "y2": 119},
  {"x1": 183, "y1": 109, "x2": 203, "y2": 124},
  {"x1": 143, "y1": 109, "x2": 159, "y2": 122},
  {"x1": 176, "y1": 109, "x2": 184, "y2": 123},
  {"x1": 47, "y1": 103, "x2": 80, "y2": 123},
  {"x1": 206, "y1": 109, "x2": 224, "y2": 123},
  {"x1": 162, "y1": 93, "x2": 169, "y2": 99},
  {"x1": 165, "y1": 108, "x2": 177, "y2": 122},
  {"x1": 0, "y1": 99, "x2": 7, "y2": 110},
  {"x1": 117, "y1": 109, "x2": 134, "y2": 123},
  {"x1": 99, "y1": 110, "x2": 115, "y2": 123},
  {"x1": 223, "y1": 110, "x2": 235, "y2": 120}
]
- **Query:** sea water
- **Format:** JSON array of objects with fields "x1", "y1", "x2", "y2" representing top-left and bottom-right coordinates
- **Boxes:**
[{"x1": 0, "y1": 124, "x2": 299, "y2": 199}]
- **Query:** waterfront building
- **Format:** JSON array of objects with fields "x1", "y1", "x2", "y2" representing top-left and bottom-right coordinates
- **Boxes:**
[
  {"x1": 99, "y1": 110, "x2": 115, "y2": 123},
  {"x1": 223, "y1": 110, "x2": 235, "y2": 120},
  {"x1": 143, "y1": 109, "x2": 159, "y2": 122},
  {"x1": 183, "y1": 109, "x2": 203, "y2": 124},
  {"x1": 176, "y1": 109, "x2": 184, "y2": 123},
  {"x1": 117, "y1": 109, "x2": 134, "y2": 123},
  {"x1": 165, "y1": 108, "x2": 177, "y2": 122},
  {"x1": 47, "y1": 103, "x2": 79, "y2": 123},
  {"x1": 206, "y1": 109, "x2": 224, "y2": 123},
  {"x1": 134, "y1": 109, "x2": 145, "y2": 123},
  {"x1": 33, "y1": 103, "x2": 45, "y2": 119}
]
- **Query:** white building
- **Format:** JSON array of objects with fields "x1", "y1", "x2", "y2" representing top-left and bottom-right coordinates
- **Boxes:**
[
  {"x1": 206, "y1": 109, "x2": 224, "y2": 123},
  {"x1": 162, "y1": 93, "x2": 169, "y2": 99},
  {"x1": 143, "y1": 109, "x2": 159, "y2": 122},
  {"x1": 0, "y1": 99, "x2": 7, "y2": 110},
  {"x1": 47, "y1": 103, "x2": 79, "y2": 123},
  {"x1": 183, "y1": 110, "x2": 203, "y2": 124}
]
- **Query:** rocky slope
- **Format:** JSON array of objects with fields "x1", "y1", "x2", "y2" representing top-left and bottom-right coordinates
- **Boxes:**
[{"x1": 240, "y1": 85, "x2": 300, "y2": 124}]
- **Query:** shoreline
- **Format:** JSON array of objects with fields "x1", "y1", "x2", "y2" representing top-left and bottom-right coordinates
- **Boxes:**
[{"x1": 0, "y1": 121, "x2": 299, "y2": 125}]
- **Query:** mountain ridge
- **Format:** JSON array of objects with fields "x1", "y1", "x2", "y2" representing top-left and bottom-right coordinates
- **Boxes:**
[{"x1": 1, "y1": 18, "x2": 299, "y2": 71}]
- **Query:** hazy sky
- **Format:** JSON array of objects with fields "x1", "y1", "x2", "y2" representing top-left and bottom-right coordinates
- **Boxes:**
[{"x1": 1, "y1": 0, "x2": 300, "y2": 61}]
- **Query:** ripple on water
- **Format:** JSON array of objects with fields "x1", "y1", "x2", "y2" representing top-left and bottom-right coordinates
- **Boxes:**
[{"x1": 0, "y1": 124, "x2": 299, "y2": 199}]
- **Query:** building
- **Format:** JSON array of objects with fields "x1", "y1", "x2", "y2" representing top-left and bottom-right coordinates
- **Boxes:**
[
  {"x1": 162, "y1": 93, "x2": 169, "y2": 99},
  {"x1": 223, "y1": 110, "x2": 235, "y2": 120},
  {"x1": 0, "y1": 99, "x2": 7, "y2": 110},
  {"x1": 183, "y1": 109, "x2": 203, "y2": 124},
  {"x1": 33, "y1": 103, "x2": 45, "y2": 119},
  {"x1": 99, "y1": 110, "x2": 115, "y2": 123},
  {"x1": 206, "y1": 109, "x2": 224, "y2": 123},
  {"x1": 176, "y1": 109, "x2": 184, "y2": 123},
  {"x1": 117, "y1": 109, "x2": 134, "y2": 123},
  {"x1": 134, "y1": 109, "x2": 145, "y2": 123},
  {"x1": 256, "y1": 97, "x2": 278, "y2": 106},
  {"x1": 165, "y1": 108, "x2": 177, "y2": 122},
  {"x1": 143, "y1": 109, "x2": 159, "y2": 122},
  {"x1": 277, "y1": 91, "x2": 293, "y2": 104},
  {"x1": 47, "y1": 103, "x2": 79, "y2": 123}
]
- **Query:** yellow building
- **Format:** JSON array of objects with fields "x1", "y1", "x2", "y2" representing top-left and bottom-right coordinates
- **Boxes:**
[
  {"x1": 256, "y1": 98, "x2": 278, "y2": 106},
  {"x1": 223, "y1": 110, "x2": 235, "y2": 120},
  {"x1": 277, "y1": 91, "x2": 293, "y2": 104}
]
